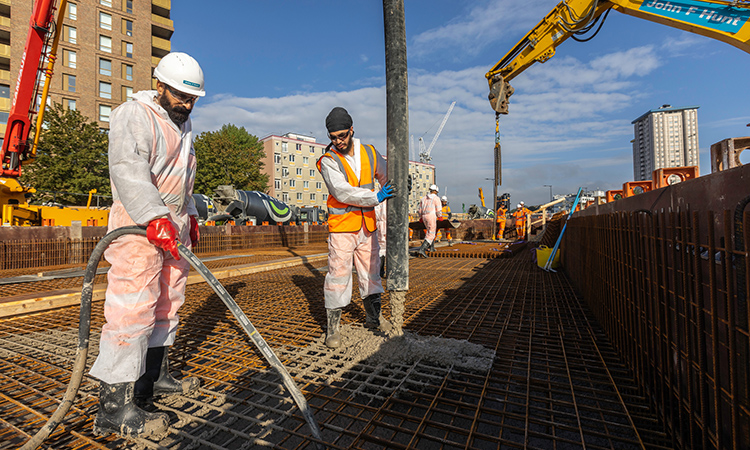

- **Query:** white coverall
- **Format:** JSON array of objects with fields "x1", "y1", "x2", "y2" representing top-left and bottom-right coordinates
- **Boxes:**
[
  {"x1": 419, "y1": 193, "x2": 443, "y2": 244},
  {"x1": 89, "y1": 90, "x2": 198, "y2": 384},
  {"x1": 375, "y1": 201, "x2": 387, "y2": 258},
  {"x1": 318, "y1": 138, "x2": 388, "y2": 310}
]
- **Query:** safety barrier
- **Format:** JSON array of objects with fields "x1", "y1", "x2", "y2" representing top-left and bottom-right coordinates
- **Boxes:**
[
  {"x1": 0, "y1": 228, "x2": 329, "y2": 273},
  {"x1": 564, "y1": 208, "x2": 750, "y2": 450}
]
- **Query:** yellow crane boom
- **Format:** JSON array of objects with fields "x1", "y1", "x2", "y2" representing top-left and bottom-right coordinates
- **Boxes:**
[{"x1": 486, "y1": 0, "x2": 750, "y2": 114}]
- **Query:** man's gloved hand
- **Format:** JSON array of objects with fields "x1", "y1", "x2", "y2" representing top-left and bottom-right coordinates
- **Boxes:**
[
  {"x1": 376, "y1": 180, "x2": 396, "y2": 203},
  {"x1": 189, "y1": 216, "x2": 200, "y2": 245},
  {"x1": 147, "y1": 218, "x2": 180, "y2": 260}
]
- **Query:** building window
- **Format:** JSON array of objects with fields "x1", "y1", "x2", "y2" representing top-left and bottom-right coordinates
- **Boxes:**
[
  {"x1": 274, "y1": 179, "x2": 281, "y2": 190},
  {"x1": 323, "y1": 194, "x2": 328, "y2": 201},
  {"x1": 309, "y1": 169, "x2": 315, "y2": 177},
  {"x1": 99, "y1": 104, "x2": 111, "y2": 122},
  {"x1": 316, "y1": 182, "x2": 322, "y2": 189},
  {"x1": 0, "y1": 112, "x2": 8, "y2": 126},
  {"x1": 310, "y1": 193, "x2": 316, "y2": 201},
  {"x1": 67, "y1": 3, "x2": 77, "y2": 19},
  {"x1": 297, "y1": 193, "x2": 303, "y2": 201},
  {"x1": 290, "y1": 179, "x2": 296, "y2": 188},
  {"x1": 122, "y1": 19, "x2": 133, "y2": 36},
  {"x1": 99, "y1": 35, "x2": 112, "y2": 53},
  {"x1": 296, "y1": 168, "x2": 302, "y2": 176},
  {"x1": 123, "y1": 0, "x2": 133, "y2": 13},
  {"x1": 123, "y1": 64, "x2": 133, "y2": 81},
  {"x1": 303, "y1": 181, "x2": 309, "y2": 189},
  {"x1": 282, "y1": 193, "x2": 289, "y2": 203},
  {"x1": 64, "y1": 25, "x2": 77, "y2": 44},
  {"x1": 63, "y1": 50, "x2": 76, "y2": 68},
  {"x1": 99, "y1": 12, "x2": 112, "y2": 30},
  {"x1": 303, "y1": 156, "x2": 309, "y2": 165},
  {"x1": 296, "y1": 143, "x2": 302, "y2": 151},
  {"x1": 99, "y1": 81, "x2": 112, "y2": 99},
  {"x1": 274, "y1": 154, "x2": 281, "y2": 164},
  {"x1": 122, "y1": 86, "x2": 133, "y2": 101},
  {"x1": 281, "y1": 168, "x2": 289, "y2": 177},
  {"x1": 99, "y1": 58, "x2": 112, "y2": 76},
  {"x1": 281, "y1": 142, "x2": 288, "y2": 152},
  {"x1": 310, "y1": 146, "x2": 315, "y2": 153},
  {"x1": 63, "y1": 74, "x2": 76, "y2": 92},
  {"x1": 289, "y1": 154, "x2": 295, "y2": 163},
  {"x1": 64, "y1": 98, "x2": 76, "y2": 111},
  {"x1": 100, "y1": 0, "x2": 112, "y2": 6},
  {"x1": 122, "y1": 41, "x2": 133, "y2": 58},
  {"x1": 0, "y1": 84, "x2": 9, "y2": 98}
]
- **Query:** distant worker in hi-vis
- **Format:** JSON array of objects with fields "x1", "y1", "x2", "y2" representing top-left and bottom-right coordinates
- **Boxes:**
[
  {"x1": 439, "y1": 195, "x2": 452, "y2": 242},
  {"x1": 416, "y1": 184, "x2": 443, "y2": 257},
  {"x1": 513, "y1": 201, "x2": 531, "y2": 240},
  {"x1": 89, "y1": 52, "x2": 205, "y2": 439},
  {"x1": 496, "y1": 203, "x2": 507, "y2": 240},
  {"x1": 316, "y1": 107, "x2": 395, "y2": 349}
]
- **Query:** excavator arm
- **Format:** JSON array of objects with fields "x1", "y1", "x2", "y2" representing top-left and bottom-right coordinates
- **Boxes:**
[{"x1": 486, "y1": 0, "x2": 750, "y2": 114}]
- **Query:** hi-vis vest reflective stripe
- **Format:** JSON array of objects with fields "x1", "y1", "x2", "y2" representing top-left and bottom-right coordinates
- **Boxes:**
[{"x1": 316, "y1": 143, "x2": 377, "y2": 233}]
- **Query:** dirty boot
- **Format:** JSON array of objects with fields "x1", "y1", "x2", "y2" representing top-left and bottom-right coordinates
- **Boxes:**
[
  {"x1": 429, "y1": 241, "x2": 436, "y2": 252},
  {"x1": 93, "y1": 381, "x2": 169, "y2": 439},
  {"x1": 379, "y1": 255, "x2": 386, "y2": 279},
  {"x1": 416, "y1": 240, "x2": 429, "y2": 258},
  {"x1": 325, "y1": 308, "x2": 342, "y2": 348},
  {"x1": 135, "y1": 347, "x2": 200, "y2": 407},
  {"x1": 363, "y1": 294, "x2": 393, "y2": 332}
]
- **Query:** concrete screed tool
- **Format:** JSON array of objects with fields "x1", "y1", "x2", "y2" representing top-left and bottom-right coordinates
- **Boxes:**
[{"x1": 18, "y1": 226, "x2": 325, "y2": 450}]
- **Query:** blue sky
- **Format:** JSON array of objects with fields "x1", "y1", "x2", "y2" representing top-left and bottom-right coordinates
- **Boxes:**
[{"x1": 171, "y1": 0, "x2": 750, "y2": 211}]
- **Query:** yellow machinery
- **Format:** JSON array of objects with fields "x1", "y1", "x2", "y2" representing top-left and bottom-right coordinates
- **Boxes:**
[
  {"x1": 487, "y1": 0, "x2": 750, "y2": 115},
  {"x1": 0, "y1": 0, "x2": 108, "y2": 226}
]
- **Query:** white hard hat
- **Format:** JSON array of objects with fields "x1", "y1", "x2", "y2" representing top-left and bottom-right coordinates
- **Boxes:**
[
  {"x1": 520, "y1": 201, "x2": 525, "y2": 205},
  {"x1": 154, "y1": 52, "x2": 206, "y2": 97},
  {"x1": 517, "y1": 204, "x2": 522, "y2": 208},
  {"x1": 429, "y1": 184, "x2": 439, "y2": 192},
  {"x1": 441, "y1": 196, "x2": 448, "y2": 201}
]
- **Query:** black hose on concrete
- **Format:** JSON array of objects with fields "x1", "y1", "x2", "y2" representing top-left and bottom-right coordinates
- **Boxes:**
[{"x1": 20, "y1": 226, "x2": 325, "y2": 450}]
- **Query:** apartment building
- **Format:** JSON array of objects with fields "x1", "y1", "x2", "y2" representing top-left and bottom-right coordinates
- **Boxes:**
[
  {"x1": 261, "y1": 133, "x2": 329, "y2": 209},
  {"x1": 261, "y1": 132, "x2": 437, "y2": 214},
  {"x1": 631, "y1": 104, "x2": 700, "y2": 181},
  {"x1": 0, "y1": 0, "x2": 173, "y2": 144}
]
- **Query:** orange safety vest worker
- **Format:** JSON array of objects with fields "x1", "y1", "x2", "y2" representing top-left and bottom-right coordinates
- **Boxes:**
[
  {"x1": 316, "y1": 143, "x2": 377, "y2": 233},
  {"x1": 513, "y1": 207, "x2": 530, "y2": 239},
  {"x1": 496, "y1": 206, "x2": 507, "y2": 239},
  {"x1": 440, "y1": 204, "x2": 452, "y2": 240}
]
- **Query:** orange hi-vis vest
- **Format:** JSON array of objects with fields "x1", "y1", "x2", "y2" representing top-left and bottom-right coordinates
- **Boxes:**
[
  {"x1": 496, "y1": 207, "x2": 507, "y2": 223},
  {"x1": 316, "y1": 143, "x2": 378, "y2": 233}
]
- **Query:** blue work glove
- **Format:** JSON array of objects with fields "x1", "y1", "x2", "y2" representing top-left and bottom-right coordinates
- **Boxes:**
[{"x1": 376, "y1": 180, "x2": 396, "y2": 203}]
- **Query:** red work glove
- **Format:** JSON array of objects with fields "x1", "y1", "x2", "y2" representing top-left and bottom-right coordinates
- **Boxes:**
[
  {"x1": 189, "y1": 216, "x2": 200, "y2": 245},
  {"x1": 147, "y1": 218, "x2": 180, "y2": 260}
]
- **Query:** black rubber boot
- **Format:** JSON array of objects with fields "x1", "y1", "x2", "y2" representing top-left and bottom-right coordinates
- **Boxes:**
[
  {"x1": 429, "y1": 241, "x2": 436, "y2": 252},
  {"x1": 416, "y1": 240, "x2": 429, "y2": 258},
  {"x1": 93, "y1": 381, "x2": 169, "y2": 439},
  {"x1": 379, "y1": 255, "x2": 386, "y2": 279},
  {"x1": 363, "y1": 294, "x2": 393, "y2": 332},
  {"x1": 325, "y1": 308, "x2": 342, "y2": 348},
  {"x1": 135, "y1": 347, "x2": 200, "y2": 406}
]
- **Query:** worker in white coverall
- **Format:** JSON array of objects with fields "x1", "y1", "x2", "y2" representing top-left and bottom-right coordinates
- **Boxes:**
[
  {"x1": 88, "y1": 52, "x2": 205, "y2": 439},
  {"x1": 316, "y1": 107, "x2": 395, "y2": 348},
  {"x1": 416, "y1": 184, "x2": 443, "y2": 258}
]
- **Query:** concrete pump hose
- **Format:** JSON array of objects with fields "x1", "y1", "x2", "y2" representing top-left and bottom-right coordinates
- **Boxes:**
[{"x1": 19, "y1": 226, "x2": 325, "y2": 450}]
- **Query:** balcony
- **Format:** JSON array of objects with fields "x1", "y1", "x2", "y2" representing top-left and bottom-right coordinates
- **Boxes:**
[
  {"x1": 0, "y1": 43, "x2": 9, "y2": 59},
  {"x1": 152, "y1": 0, "x2": 171, "y2": 9},
  {"x1": 0, "y1": 16, "x2": 9, "y2": 28},
  {"x1": 0, "y1": 69, "x2": 9, "y2": 82},
  {"x1": 151, "y1": 35, "x2": 170, "y2": 58},
  {"x1": 151, "y1": 13, "x2": 173, "y2": 40}
]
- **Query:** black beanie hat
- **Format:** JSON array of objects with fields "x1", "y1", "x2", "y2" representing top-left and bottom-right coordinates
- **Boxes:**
[{"x1": 326, "y1": 107, "x2": 353, "y2": 133}]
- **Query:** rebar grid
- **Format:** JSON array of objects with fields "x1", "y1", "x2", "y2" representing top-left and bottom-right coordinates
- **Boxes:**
[
  {"x1": 0, "y1": 253, "x2": 669, "y2": 449},
  {"x1": 565, "y1": 209, "x2": 750, "y2": 450}
]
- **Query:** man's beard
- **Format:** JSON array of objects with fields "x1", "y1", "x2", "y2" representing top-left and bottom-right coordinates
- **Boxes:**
[
  {"x1": 159, "y1": 94, "x2": 191, "y2": 126},
  {"x1": 335, "y1": 138, "x2": 353, "y2": 154}
]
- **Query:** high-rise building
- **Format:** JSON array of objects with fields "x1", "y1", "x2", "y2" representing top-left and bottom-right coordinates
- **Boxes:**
[
  {"x1": 631, "y1": 104, "x2": 700, "y2": 181},
  {"x1": 1, "y1": 0, "x2": 173, "y2": 144},
  {"x1": 408, "y1": 160, "x2": 436, "y2": 214}
]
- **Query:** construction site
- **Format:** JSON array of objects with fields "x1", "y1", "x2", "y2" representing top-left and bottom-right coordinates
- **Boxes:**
[{"x1": 2, "y1": 0, "x2": 750, "y2": 449}]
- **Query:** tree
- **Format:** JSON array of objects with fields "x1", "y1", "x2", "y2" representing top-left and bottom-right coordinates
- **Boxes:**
[
  {"x1": 20, "y1": 103, "x2": 110, "y2": 205},
  {"x1": 193, "y1": 124, "x2": 268, "y2": 195}
]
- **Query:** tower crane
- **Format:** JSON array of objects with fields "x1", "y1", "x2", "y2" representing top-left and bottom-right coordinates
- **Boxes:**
[{"x1": 418, "y1": 101, "x2": 456, "y2": 164}]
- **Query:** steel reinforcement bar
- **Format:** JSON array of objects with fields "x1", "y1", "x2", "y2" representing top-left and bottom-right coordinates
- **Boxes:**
[{"x1": 563, "y1": 208, "x2": 750, "y2": 450}]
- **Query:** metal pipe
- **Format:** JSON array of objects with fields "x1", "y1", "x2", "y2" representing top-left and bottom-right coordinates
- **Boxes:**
[{"x1": 383, "y1": 0, "x2": 409, "y2": 299}]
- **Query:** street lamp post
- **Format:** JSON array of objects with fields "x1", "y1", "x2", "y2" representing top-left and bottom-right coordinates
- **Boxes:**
[{"x1": 544, "y1": 185, "x2": 552, "y2": 203}]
